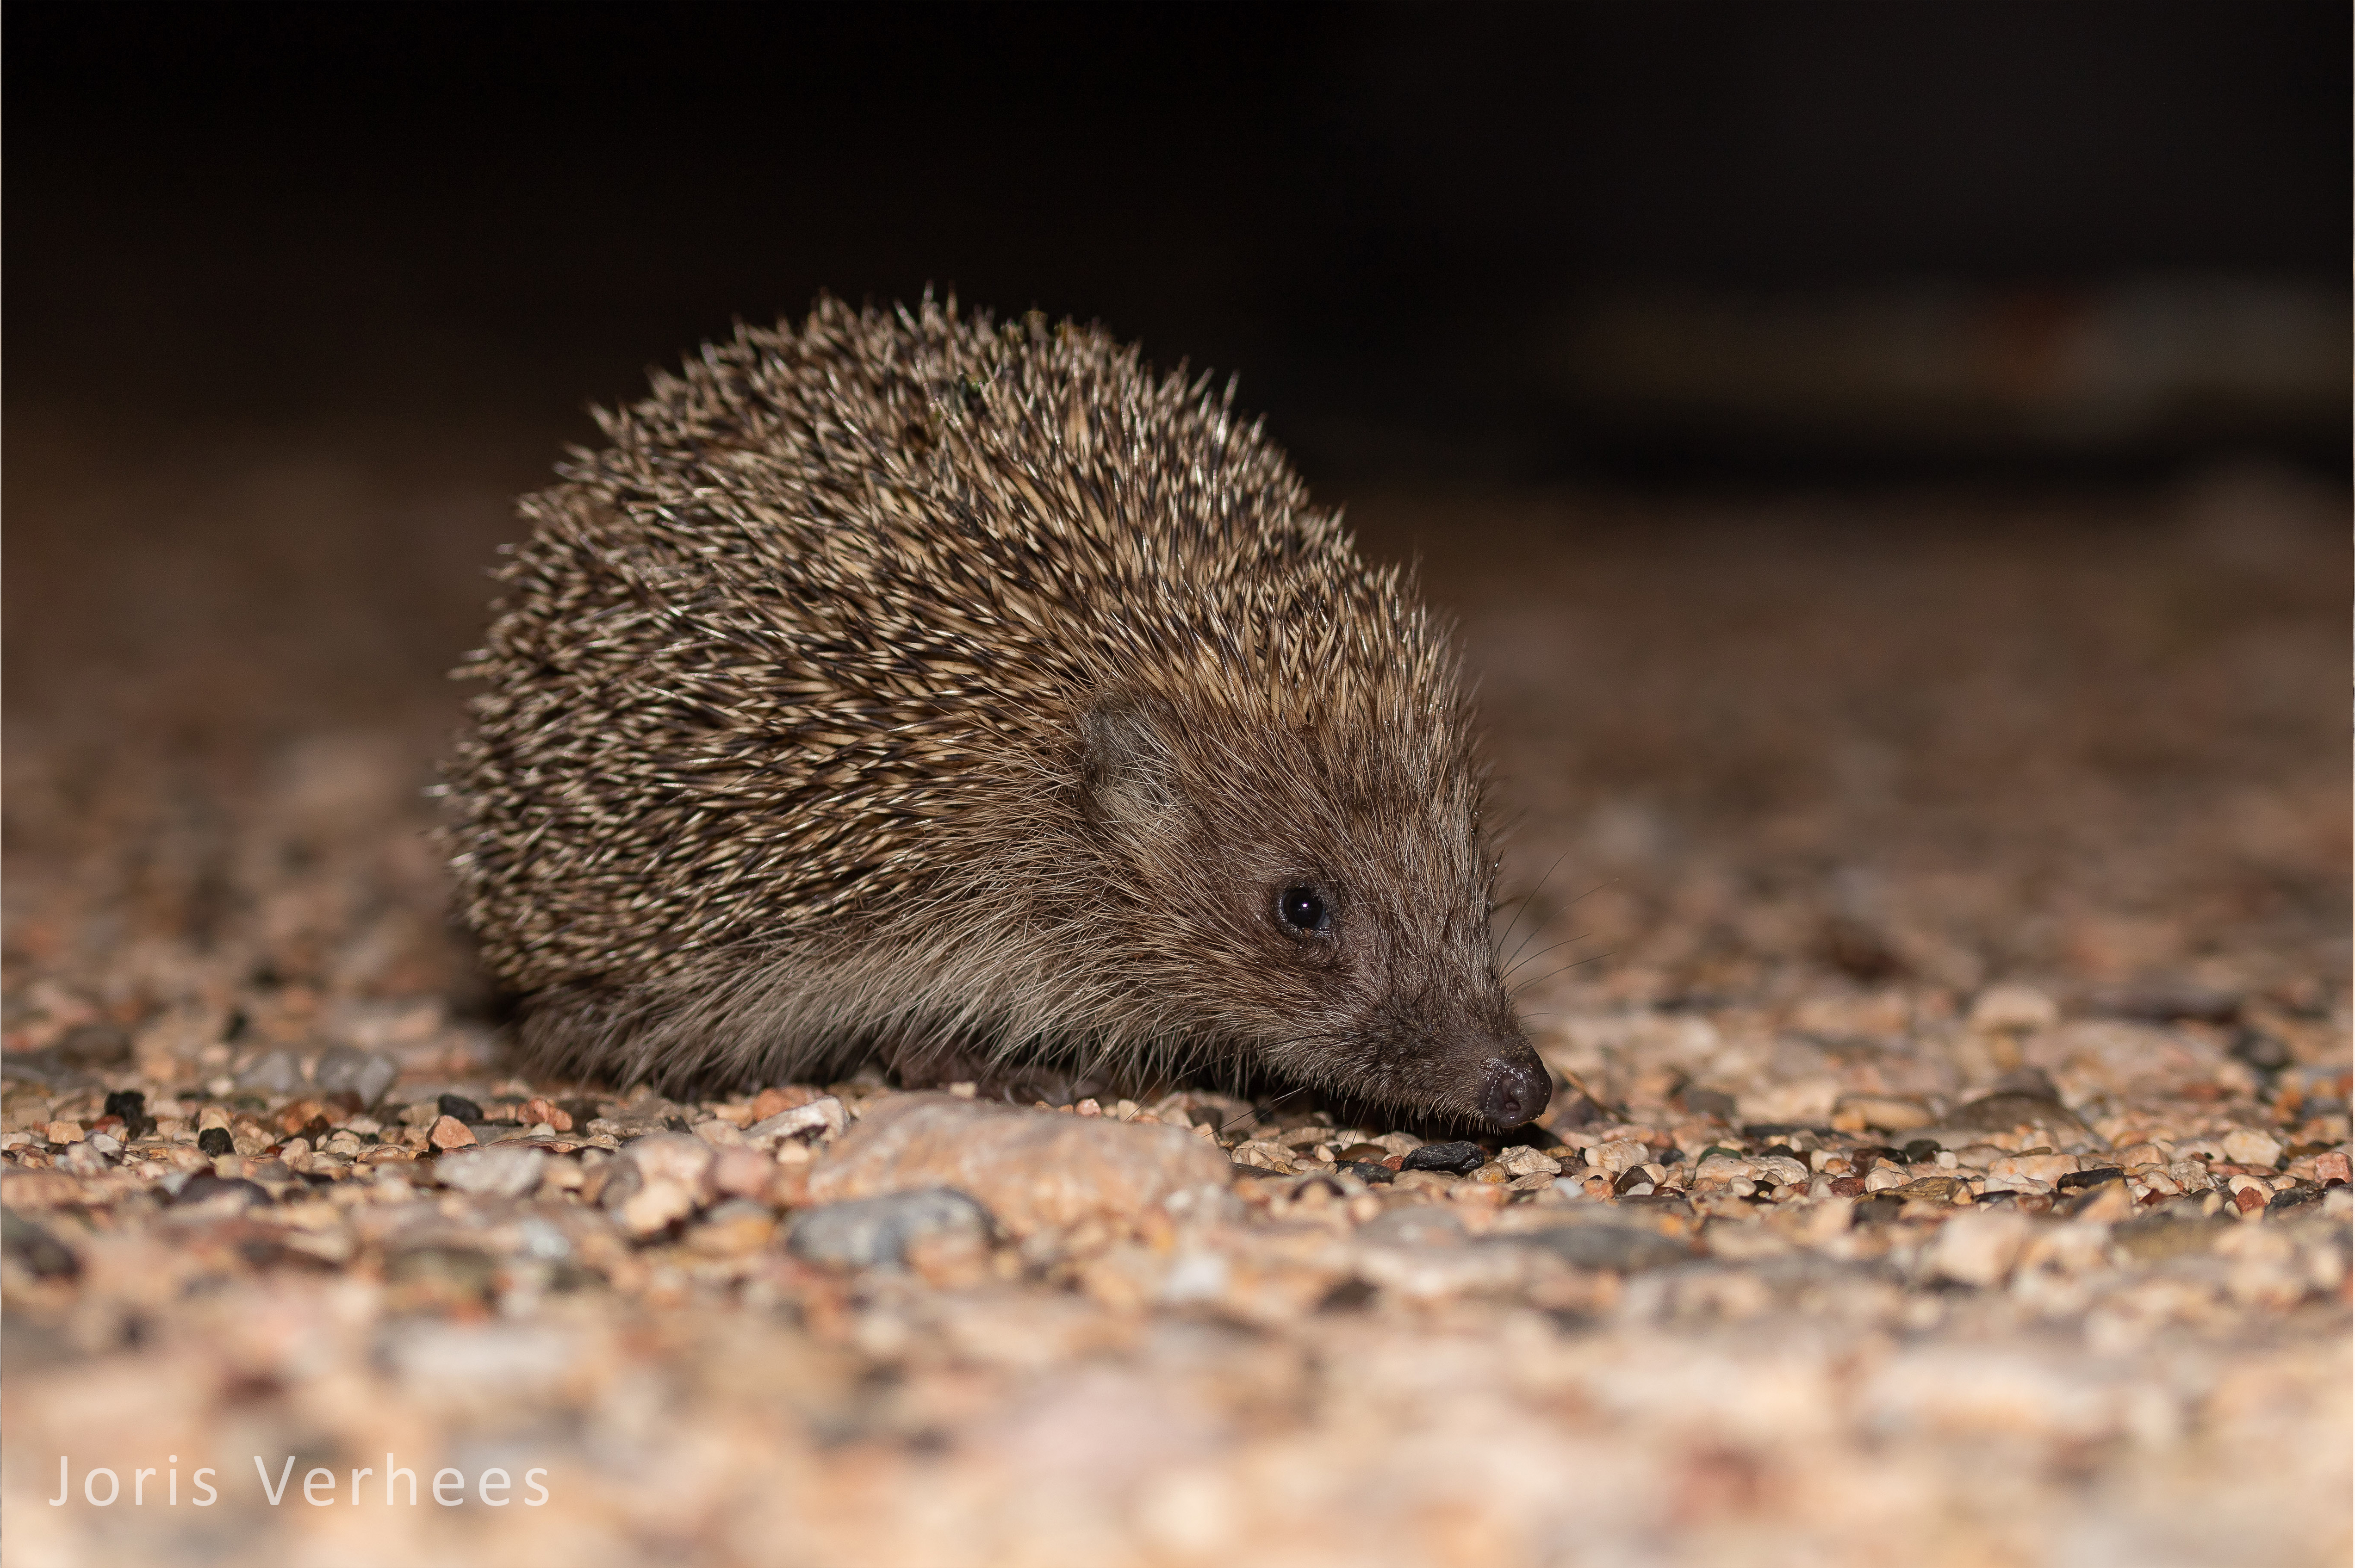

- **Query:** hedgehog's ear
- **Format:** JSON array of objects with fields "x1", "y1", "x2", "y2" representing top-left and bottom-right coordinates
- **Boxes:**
[{"x1": 1080, "y1": 690, "x2": 1183, "y2": 834}]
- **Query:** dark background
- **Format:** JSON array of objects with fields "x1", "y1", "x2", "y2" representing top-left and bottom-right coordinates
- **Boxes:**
[
  {"x1": 10, "y1": 0, "x2": 2349, "y2": 482},
  {"x1": 3, "y1": 2, "x2": 2348, "y2": 1126}
]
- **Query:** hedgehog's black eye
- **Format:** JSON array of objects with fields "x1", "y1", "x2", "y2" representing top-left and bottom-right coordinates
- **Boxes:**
[{"x1": 1276, "y1": 885, "x2": 1330, "y2": 934}]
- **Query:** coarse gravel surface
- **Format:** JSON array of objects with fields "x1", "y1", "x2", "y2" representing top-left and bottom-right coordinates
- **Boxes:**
[{"x1": 3, "y1": 429, "x2": 2347, "y2": 1567}]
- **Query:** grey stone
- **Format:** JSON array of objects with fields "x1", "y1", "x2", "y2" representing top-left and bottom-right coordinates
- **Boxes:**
[
  {"x1": 786, "y1": 1187, "x2": 994, "y2": 1269},
  {"x1": 235, "y1": 1048, "x2": 305, "y2": 1095},
  {"x1": 435, "y1": 1143, "x2": 548, "y2": 1199},
  {"x1": 53, "y1": 1022, "x2": 132, "y2": 1065},
  {"x1": 2266, "y1": 1184, "x2": 2325, "y2": 1215},
  {"x1": 2, "y1": 1209, "x2": 80, "y2": 1278},
  {"x1": 313, "y1": 1045, "x2": 401, "y2": 1106},
  {"x1": 1357, "y1": 1207, "x2": 1466, "y2": 1247},
  {"x1": 1680, "y1": 1088, "x2": 1739, "y2": 1120},
  {"x1": 1, "y1": 1023, "x2": 132, "y2": 1089},
  {"x1": 170, "y1": 1173, "x2": 271, "y2": 1212},
  {"x1": 2112, "y1": 1209, "x2": 2234, "y2": 1263},
  {"x1": 0, "y1": 1050, "x2": 87, "y2": 1088},
  {"x1": 1501, "y1": 1224, "x2": 1694, "y2": 1273},
  {"x1": 511, "y1": 1216, "x2": 573, "y2": 1262},
  {"x1": 1941, "y1": 1088, "x2": 2088, "y2": 1135}
]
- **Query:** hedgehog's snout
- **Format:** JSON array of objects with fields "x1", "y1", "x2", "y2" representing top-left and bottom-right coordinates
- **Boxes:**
[
  {"x1": 1477, "y1": 1052, "x2": 1552, "y2": 1128},
  {"x1": 1359, "y1": 976, "x2": 1551, "y2": 1129}
]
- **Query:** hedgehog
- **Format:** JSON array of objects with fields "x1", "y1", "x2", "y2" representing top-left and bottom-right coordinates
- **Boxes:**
[{"x1": 443, "y1": 296, "x2": 1552, "y2": 1129}]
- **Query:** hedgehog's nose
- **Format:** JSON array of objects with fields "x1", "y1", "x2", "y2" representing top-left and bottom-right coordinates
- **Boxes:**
[{"x1": 1479, "y1": 1055, "x2": 1552, "y2": 1128}]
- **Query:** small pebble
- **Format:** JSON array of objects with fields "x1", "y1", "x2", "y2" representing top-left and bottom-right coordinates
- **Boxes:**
[
  {"x1": 1887, "y1": 1175, "x2": 1972, "y2": 1205},
  {"x1": 787, "y1": 1188, "x2": 993, "y2": 1269},
  {"x1": 2231, "y1": 1030, "x2": 2292, "y2": 1073},
  {"x1": 2111, "y1": 1210, "x2": 2233, "y2": 1262},
  {"x1": 1, "y1": 1210, "x2": 80, "y2": 1278},
  {"x1": 196, "y1": 1126, "x2": 235, "y2": 1157},
  {"x1": 1357, "y1": 1208, "x2": 1466, "y2": 1246},
  {"x1": 1680, "y1": 1088, "x2": 1738, "y2": 1120},
  {"x1": 313, "y1": 1045, "x2": 401, "y2": 1107},
  {"x1": 102, "y1": 1089, "x2": 152, "y2": 1138},
  {"x1": 749, "y1": 1085, "x2": 818, "y2": 1120},
  {"x1": 1401, "y1": 1141, "x2": 1485, "y2": 1175},
  {"x1": 52, "y1": 1021, "x2": 132, "y2": 1066},
  {"x1": 519, "y1": 1096, "x2": 574, "y2": 1131},
  {"x1": 435, "y1": 1143, "x2": 547, "y2": 1198},
  {"x1": 606, "y1": 1170, "x2": 699, "y2": 1237},
  {"x1": 622, "y1": 1131, "x2": 718, "y2": 1188},
  {"x1": 744, "y1": 1095, "x2": 847, "y2": 1143},
  {"x1": 1589, "y1": 1139, "x2": 1651, "y2": 1176},
  {"x1": 2220, "y1": 1128, "x2": 2284, "y2": 1169},
  {"x1": 1835, "y1": 1095, "x2": 1934, "y2": 1132},
  {"x1": 686, "y1": 1199, "x2": 779, "y2": 1257},
  {"x1": 235, "y1": 1048, "x2": 304, "y2": 1095},
  {"x1": 2055, "y1": 1167, "x2": 2126, "y2": 1191},
  {"x1": 1967, "y1": 984, "x2": 2059, "y2": 1033},
  {"x1": 1499, "y1": 1145, "x2": 1562, "y2": 1178},
  {"x1": 1987, "y1": 1151, "x2": 2080, "y2": 1184},
  {"x1": 710, "y1": 1144, "x2": 782, "y2": 1198},
  {"x1": 171, "y1": 1173, "x2": 269, "y2": 1211},
  {"x1": 1929, "y1": 1209, "x2": 2032, "y2": 1287},
  {"x1": 1504, "y1": 1224, "x2": 1692, "y2": 1273},
  {"x1": 1945, "y1": 1088, "x2": 2087, "y2": 1134}
]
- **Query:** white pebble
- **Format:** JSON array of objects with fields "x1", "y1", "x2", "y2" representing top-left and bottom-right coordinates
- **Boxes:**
[
  {"x1": 744, "y1": 1095, "x2": 848, "y2": 1145},
  {"x1": 1968, "y1": 984, "x2": 2059, "y2": 1033},
  {"x1": 1930, "y1": 1210, "x2": 2033, "y2": 1288},
  {"x1": 2220, "y1": 1127, "x2": 2283, "y2": 1169},
  {"x1": 1500, "y1": 1145, "x2": 1562, "y2": 1178},
  {"x1": 435, "y1": 1143, "x2": 547, "y2": 1199}
]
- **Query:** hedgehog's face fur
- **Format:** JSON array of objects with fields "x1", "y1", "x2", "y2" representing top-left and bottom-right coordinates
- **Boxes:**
[{"x1": 1075, "y1": 690, "x2": 1550, "y2": 1129}]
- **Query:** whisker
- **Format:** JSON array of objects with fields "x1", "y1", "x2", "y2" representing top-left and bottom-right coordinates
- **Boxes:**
[
  {"x1": 1496, "y1": 849, "x2": 1571, "y2": 970},
  {"x1": 1501, "y1": 931, "x2": 1592, "y2": 981},
  {"x1": 1504, "y1": 875, "x2": 1615, "y2": 976},
  {"x1": 1510, "y1": 951, "x2": 1616, "y2": 997}
]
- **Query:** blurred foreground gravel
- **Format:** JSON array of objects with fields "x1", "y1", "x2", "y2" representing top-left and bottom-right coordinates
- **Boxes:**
[{"x1": 3, "y1": 430, "x2": 2347, "y2": 1567}]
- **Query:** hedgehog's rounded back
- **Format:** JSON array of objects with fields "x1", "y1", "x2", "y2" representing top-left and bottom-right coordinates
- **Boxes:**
[{"x1": 445, "y1": 297, "x2": 1548, "y2": 1127}]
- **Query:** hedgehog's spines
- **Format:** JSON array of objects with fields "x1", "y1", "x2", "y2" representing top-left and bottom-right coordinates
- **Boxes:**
[{"x1": 446, "y1": 294, "x2": 1506, "y2": 1109}]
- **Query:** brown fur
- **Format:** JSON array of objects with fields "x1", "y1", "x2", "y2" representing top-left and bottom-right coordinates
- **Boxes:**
[{"x1": 443, "y1": 296, "x2": 1547, "y2": 1125}]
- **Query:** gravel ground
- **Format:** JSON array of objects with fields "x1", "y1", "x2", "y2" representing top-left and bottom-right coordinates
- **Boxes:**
[{"x1": 3, "y1": 431, "x2": 2347, "y2": 1567}]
